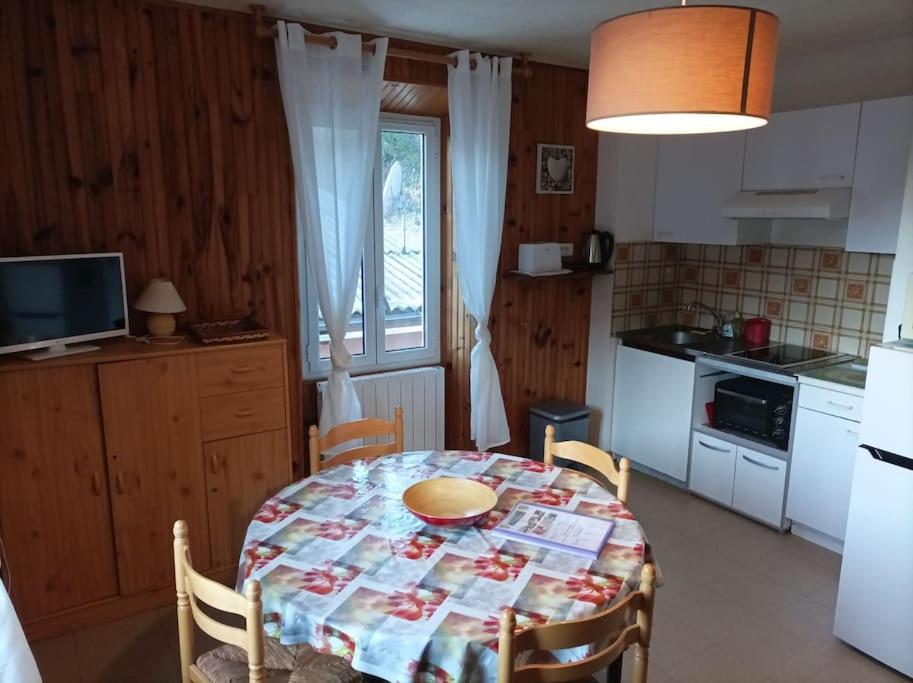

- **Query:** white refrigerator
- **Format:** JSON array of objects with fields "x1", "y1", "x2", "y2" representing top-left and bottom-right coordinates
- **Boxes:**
[{"x1": 834, "y1": 342, "x2": 913, "y2": 677}]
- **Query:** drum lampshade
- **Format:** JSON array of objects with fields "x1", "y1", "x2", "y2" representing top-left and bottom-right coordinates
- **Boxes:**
[{"x1": 586, "y1": 5, "x2": 779, "y2": 135}]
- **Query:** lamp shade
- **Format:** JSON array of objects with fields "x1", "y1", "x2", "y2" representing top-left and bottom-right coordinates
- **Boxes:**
[
  {"x1": 135, "y1": 278, "x2": 186, "y2": 314},
  {"x1": 586, "y1": 5, "x2": 779, "y2": 135}
]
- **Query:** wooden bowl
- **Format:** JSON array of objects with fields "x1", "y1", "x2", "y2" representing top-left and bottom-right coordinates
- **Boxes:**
[{"x1": 402, "y1": 478, "x2": 499, "y2": 527}]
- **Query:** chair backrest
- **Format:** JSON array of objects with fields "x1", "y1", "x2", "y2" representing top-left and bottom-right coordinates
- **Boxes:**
[
  {"x1": 498, "y1": 564, "x2": 655, "y2": 683},
  {"x1": 173, "y1": 520, "x2": 265, "y2": 683},
  {"x1": 309, "y1": 406, "x2": 404, "y2": 474},
  {"x1": 543, "y1": 425, "x2": 631, "y2": 505}
]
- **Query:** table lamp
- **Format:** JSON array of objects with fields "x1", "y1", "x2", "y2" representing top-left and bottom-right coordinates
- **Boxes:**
[{"x1": 135, "y1": 278, "x2": 186, "y2": 337}]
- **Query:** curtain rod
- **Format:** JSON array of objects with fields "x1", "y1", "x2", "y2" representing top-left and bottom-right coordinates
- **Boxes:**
[{"x1": 251, "y1": 5, "x2": 532, "y2": 78}]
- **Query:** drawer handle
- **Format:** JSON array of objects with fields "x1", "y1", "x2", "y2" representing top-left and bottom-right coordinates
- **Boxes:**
[
  {"x1": 91, "y1": 473, "x2": 103, "y2": 496},
  {"x1": 847, "y1": 429, "x2": 859, "y2": 436},
  {"x1": 231, "y1": 365, "x2": 254, "y2": 374},
  {"x1": 742, "y1": 454, "x2": 779, "y2": 471},
  {"x1": 698, "y1": 440, "x2": 731, "y2": 453},
  {"x1": 827, "y1": 400, "x2": 854, "y2": 410},
  {"x1": 234, "y1": 408, "x2": 255, "y2": 418},
  {"x1": 115, "y1": 472, "x2": 126, "y2": 494}
]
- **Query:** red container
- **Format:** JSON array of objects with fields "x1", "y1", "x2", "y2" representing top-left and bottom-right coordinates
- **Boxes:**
[{"x1": 744, "y1": 317, "x2": 772, "y2": 347}]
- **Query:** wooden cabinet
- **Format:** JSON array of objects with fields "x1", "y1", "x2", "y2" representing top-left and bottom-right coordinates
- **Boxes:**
[
  {"x1": 98, "y1": 356, "x2": 210, "y2": 595},
  {"x1": 743, "y1": 102, "x2": 860, "y2": 191},
  {"x1": 205, "y1": 430, "x2": 290, "y2": 568},
  {"x1": 688, "y1": 432, "x2": 737, "y2": 506},
  {"x1": 0, "y1": 336, "x2": 291, "y2": 639},
  {"x1": 653, "y1": 131, "x2": 746, "y2": 245},
  {"x1": 0, "y1": 367, "x2": 119, "y2": 620},
  {"x1": 611, "y1": 346, "x2": 695, "y2": 481},
  {"x1": 846, "y1": 95, "x2": 913, "y2": 254},
  {"x1": 732, "y1": 446, "x2": 788, "y2": 528}
]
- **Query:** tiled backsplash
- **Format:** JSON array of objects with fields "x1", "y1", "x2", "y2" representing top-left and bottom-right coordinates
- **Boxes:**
[{"x1": 610, "y1": 242, "x2": 894, "y2": 357}]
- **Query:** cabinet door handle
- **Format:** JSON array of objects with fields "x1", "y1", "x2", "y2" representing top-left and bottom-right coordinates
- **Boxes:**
[
  {"x1": 230, "y1": 365, "x2": 253, "y2": 374},
  {"x1": 91, "y1": 473, "x2": 103, "y2": 496},
  {"x1": 698, "y1": 440, "x2": 731, "y2": 453},
  {"x1": 210, "y1": 453, "x2": 221, "y2": 473},
  {"x1": 847, "y1": 429, "x2": 859, "y2": 436},
  {"x1": 741, "y1": 454, "x2": 779, "y2": 471},
  {"x1": 234, "y1": 408, "x2": 254, "y2": 418},
  {"x1": 827, "y1": 400, "x2": 854, "y2": 410},
  {"x1": 115, "y1": 472, "x2": 126, "y2": 494}
]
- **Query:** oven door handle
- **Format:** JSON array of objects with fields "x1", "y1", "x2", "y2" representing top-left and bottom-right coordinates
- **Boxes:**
[{"x1": 741, "y1": 454, "x2": 780, "y2": 471}]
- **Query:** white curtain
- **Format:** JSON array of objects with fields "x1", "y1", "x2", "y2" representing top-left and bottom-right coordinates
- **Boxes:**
[
  {"x1": 275, "y1": 23, "x2": 387, "y2": 433},
  {"x1": 447, "y1": 51, "x2": 512, "y2": 452}
]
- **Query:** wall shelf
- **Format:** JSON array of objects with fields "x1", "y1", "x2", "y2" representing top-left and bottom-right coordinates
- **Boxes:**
[{"x1": 501, "y1": 266, "x2": 612, "y2": 281}]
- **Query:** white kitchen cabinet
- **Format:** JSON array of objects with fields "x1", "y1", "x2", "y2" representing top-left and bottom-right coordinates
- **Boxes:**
[
  {"x1": 689, "y1": 432, "x2": 737, "y2": 505},
  {"x1": 846, "y1": 96, "x2": 913, "y2": 254},
  {"x1": 732, "y1": 446, "x2": 788, "y2": 528},
  {"x1": 596, "y1": 134, "x2": 658, "y2": 242},
  {"x1": 743, "y1": 102, "x2": 861, "y2": 191},
  {"x1": 611, "y1": 346, "x2": 695, "y2": 481},
  {"x1": 653, "y1": 131, "x2": 746, "y2": 245},
  {"x1": 787, "y1": 405, "x2": 860, "y2": 544}
]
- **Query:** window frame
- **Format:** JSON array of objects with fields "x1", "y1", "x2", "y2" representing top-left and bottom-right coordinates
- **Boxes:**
[{"x1": 302, "y1": 112, "x2": 441, "y2": 379}]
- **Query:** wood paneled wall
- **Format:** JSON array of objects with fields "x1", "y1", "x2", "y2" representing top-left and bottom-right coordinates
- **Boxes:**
[
  {"x1": 444, "y1": 63, "x2": 598, "y2": 454},
  {"x1": 0, "y1": 0, "x2": 596, "y2": 463}
]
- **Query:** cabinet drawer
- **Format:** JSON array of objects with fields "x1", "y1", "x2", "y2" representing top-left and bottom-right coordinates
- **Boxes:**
[
  {"x1": 689, "y1": 432, "x2": 737, "y2": 505},
  {"x1": 798, "y1": 384, "x2": 863, "y2": 421},
  {"x1": 197, "y1": 345, "x2": 284, "y2": 397},
  {"x1": 201, "y1": 388, "x2": 286, "y2": 441},
  {"x1": 732, "y1": 447, "x2": 787, "y2": 528}
]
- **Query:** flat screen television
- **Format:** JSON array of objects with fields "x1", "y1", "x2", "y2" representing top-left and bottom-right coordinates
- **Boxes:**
[{"x1": 0, "y1": 253, "x2": 128, "y2": 360}]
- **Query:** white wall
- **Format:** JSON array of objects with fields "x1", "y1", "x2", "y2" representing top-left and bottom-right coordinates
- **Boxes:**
[
  {"x1": 585, "y1": 134, "x2": 657, "y2": 449},
  {"x1": 884, "y1": 135, "x2": 913, "y2": 341}
]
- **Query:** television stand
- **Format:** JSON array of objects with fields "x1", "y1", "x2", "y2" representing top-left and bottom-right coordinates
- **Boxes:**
[{"x1": 24, "y1": 343, "x2": 101, "y2": 361}]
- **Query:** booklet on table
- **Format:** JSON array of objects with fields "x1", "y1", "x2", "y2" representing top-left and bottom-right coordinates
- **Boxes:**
[{"x1": 491, "y1": 502, "x2": 615, "y2": 560}]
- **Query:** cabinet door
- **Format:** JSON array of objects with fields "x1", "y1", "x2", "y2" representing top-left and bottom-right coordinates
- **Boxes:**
[
  {"x1": 846, "y1": 96, "x2": 913, "y2": 254},
  {"x1": 98, "y1": 356, "x2": 210, "y2": 594},
  {"x1": 743, "y1": 102, "x2": 860, "y2": 190},
  {"x1": 787, "y1": 408, "x2": 859, "y2": 540},
  {"x1": 732, "y1": 446, "x2": 787, "y2": 527},
  {"x1": 205, "y1": 430, "x2": 291, "y2": 569},
  {"x1": 653, "y1": 131, "x2": 745, "y2": 245},
  {"x1": 689, "y1": 433, "x2": 737, "y2": 505},
  {"x1": 611, "y1": 346, "x2": 695, "y2": 481},
  {"x1": 0, "y1": 367, "x2": 119, "y2": 619}
]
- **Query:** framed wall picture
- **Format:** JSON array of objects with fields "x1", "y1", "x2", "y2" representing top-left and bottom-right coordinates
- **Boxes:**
[{"x1": 536, "y1": 143, "x2": 575, "y2": 194}]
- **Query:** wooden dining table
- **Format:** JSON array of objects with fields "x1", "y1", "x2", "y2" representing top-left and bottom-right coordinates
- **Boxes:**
[{"x1": 236, "y1": 450, "x2": 649, "y2": 683}]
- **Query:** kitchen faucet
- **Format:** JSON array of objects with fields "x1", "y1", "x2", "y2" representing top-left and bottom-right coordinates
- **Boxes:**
[{"x1": 683, "y1": 301, "x2": 723, "y2": 332}]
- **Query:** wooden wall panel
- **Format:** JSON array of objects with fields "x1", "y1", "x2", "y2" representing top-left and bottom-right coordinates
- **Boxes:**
[
  {"x1": 443, "y1": 63, "x2": 598, "y2": 454},
  {"x1": 0, "y1": 0, "x2": 595, "y2": 463},
  {"x1": 0, "y1": 0, "x2": 303, "y2": 471}
]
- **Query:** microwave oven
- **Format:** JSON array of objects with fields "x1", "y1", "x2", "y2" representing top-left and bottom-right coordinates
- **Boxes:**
[{"x1": 714, "y1": 376, "x2": 793, "y2": 450}]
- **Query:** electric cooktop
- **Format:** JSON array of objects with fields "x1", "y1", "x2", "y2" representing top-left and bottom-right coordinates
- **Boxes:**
[{"x1": 730, "y1": 343, "x2": 843, "y2": 368}]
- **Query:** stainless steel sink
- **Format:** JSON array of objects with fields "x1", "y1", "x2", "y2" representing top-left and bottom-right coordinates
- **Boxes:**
[{"x1": 648, "y1": 329, "x2": 710, "y2": 345}]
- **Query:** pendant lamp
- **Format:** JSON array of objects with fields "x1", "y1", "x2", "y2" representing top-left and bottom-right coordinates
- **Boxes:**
[{"x1": 586, "y1": 2, "x2": 779, "y2": 135}]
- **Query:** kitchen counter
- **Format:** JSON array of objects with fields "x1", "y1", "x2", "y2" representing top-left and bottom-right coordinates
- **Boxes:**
[
  {"x1": 797, "y1": 359, "x2": 867, "y2": 397},
  {"x1": 615, "y1": 324, "x2": 748, "y2": 361}
]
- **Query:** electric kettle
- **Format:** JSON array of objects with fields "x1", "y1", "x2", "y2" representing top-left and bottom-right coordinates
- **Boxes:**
[{"x1": 582, "y1": 230, "x2": 614, "y2": 269}]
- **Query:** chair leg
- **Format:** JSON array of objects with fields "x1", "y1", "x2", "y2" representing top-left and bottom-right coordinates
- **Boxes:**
[{"x1": 632, "y1": 643, "x2": 649, "y2": 683}]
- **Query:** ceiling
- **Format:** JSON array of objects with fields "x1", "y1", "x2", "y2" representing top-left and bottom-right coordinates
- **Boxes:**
[{"x1": 185, "y1": 0, "x2": 913, "y2": 111}]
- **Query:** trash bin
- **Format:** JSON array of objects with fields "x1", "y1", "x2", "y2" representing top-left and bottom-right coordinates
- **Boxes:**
[{"x1": 528, "y1": 399, "x2": 591, "y2": 461}]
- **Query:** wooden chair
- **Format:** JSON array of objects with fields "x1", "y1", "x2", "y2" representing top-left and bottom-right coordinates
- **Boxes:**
[
  {"x1": 498, "y1": 564, "x2": 656, "y2": 683},
  {"x1": 173, "y1": 520, "x2": 360, "y2": 683},
  {"x1": 309, "y1": 406, "x2": 404, "y2": 474},
  {"x1": 544, "y1": 425, "x2": 631, "y2": 505}
]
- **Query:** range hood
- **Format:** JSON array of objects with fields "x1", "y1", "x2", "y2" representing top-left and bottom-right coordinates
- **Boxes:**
[{"x1": 721, "y1": 188, "x2": 852, "y2": 220}]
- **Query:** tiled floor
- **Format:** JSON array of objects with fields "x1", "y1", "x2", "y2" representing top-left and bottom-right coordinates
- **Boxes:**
[{"x1": 33, "y1": 470, "x2": 909, "y2": 682}]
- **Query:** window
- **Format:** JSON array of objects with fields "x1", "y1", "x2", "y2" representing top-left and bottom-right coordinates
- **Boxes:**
[{"x1": 303, "y1": 114, "x2": 441, "y2": 377}]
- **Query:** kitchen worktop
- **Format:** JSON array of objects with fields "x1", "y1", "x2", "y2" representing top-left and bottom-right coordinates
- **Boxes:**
[
  {"x1": 614, "y1": 324, "x2": 748, "y2": 361},
  {"x1": 798, "y1": 359, "x2": 867, "y2": 396}
]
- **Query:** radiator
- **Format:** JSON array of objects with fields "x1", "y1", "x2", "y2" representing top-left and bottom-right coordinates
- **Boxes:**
[{"x1": 317, "y1": 366, "x2": 445, "y2": 451}]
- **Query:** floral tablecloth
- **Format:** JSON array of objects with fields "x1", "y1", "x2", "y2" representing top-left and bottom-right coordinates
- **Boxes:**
[{"x1": 237, "y1": 451, "x2": 647, "y2": 683}]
